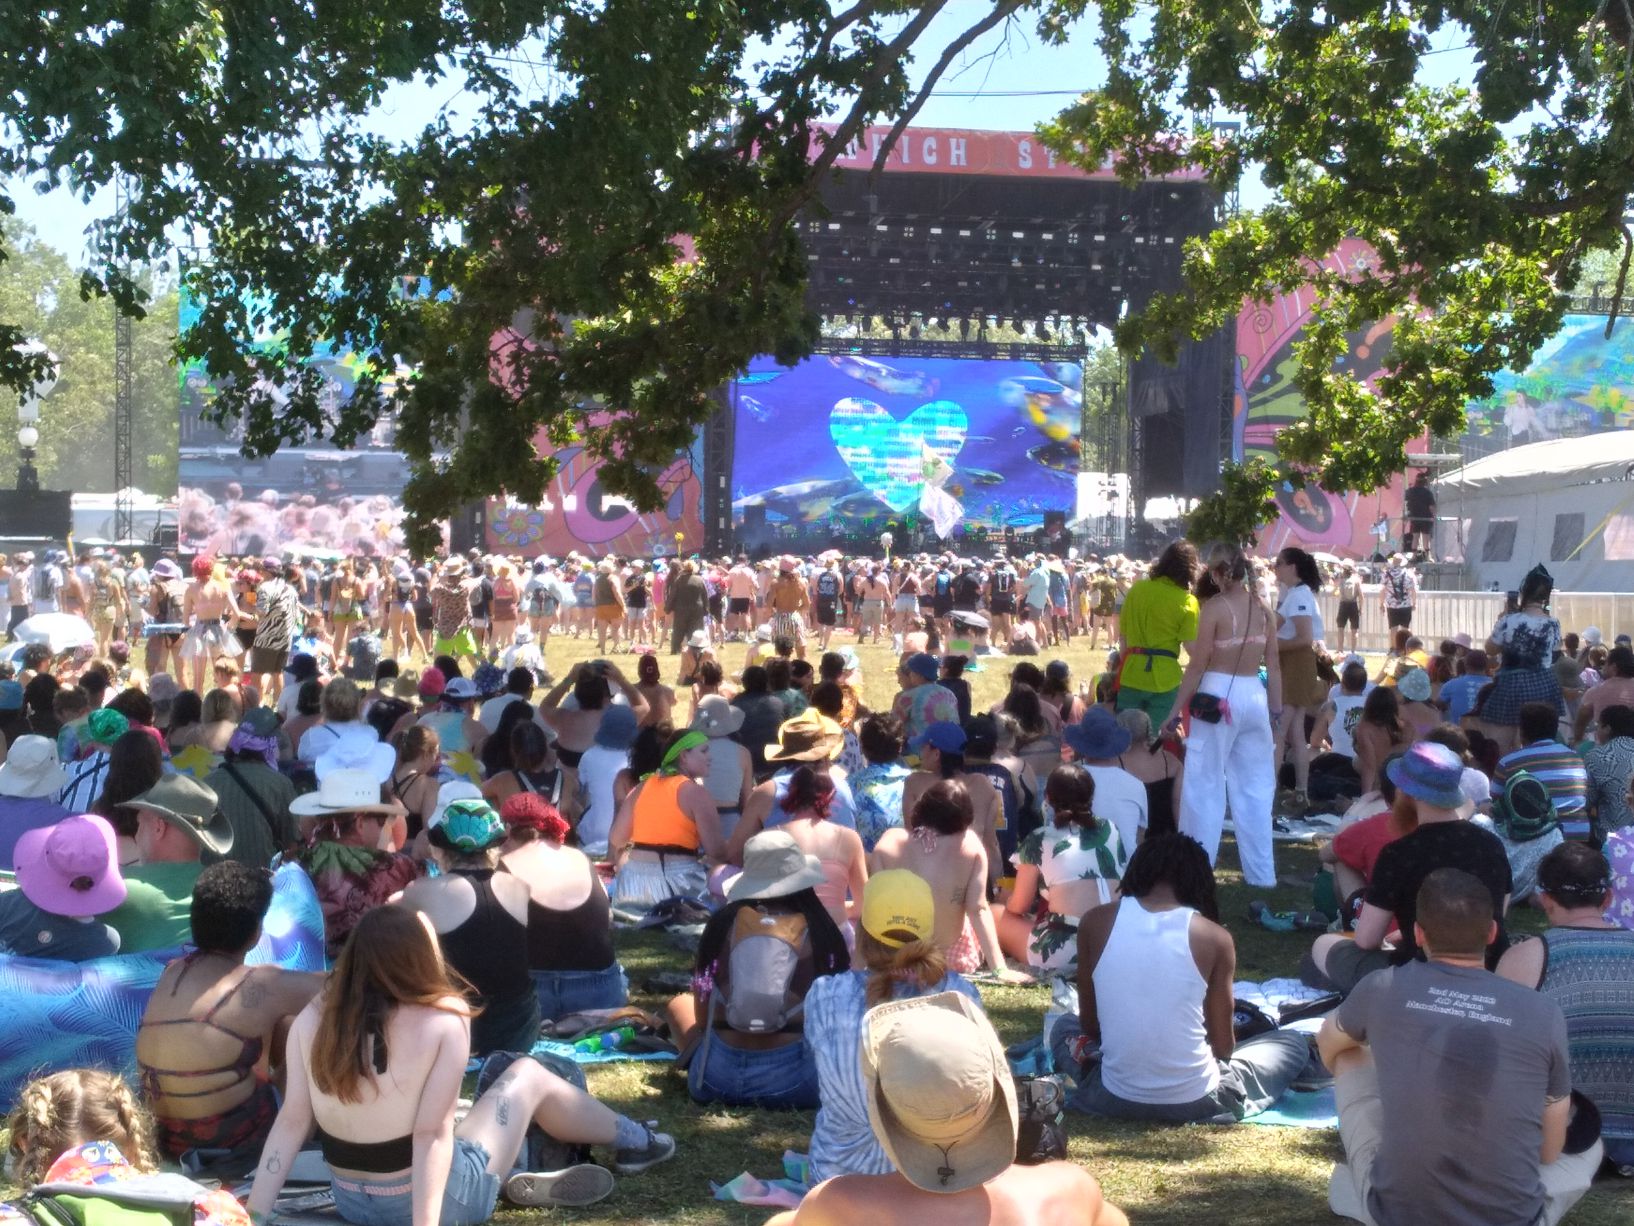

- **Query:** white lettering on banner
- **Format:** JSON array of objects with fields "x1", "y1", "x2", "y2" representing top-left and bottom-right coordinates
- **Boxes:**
[
  {"x1": 1018, "y1": 139, "x2": 1032, "y2": 169},
  {"x1": 1047, "y1": 147, "x2": 1058, "y2": 169},
  {"x1": 922, "y1": 136, "x2": 937, "y2": 165},
  {"x1": 949, "y1": 137, "x2": 967, "y2": 166}
]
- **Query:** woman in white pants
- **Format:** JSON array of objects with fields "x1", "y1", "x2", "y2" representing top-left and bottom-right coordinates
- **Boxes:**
[{"x1": 1164, "y1": 543, "x2": 1283, "y2": 888}]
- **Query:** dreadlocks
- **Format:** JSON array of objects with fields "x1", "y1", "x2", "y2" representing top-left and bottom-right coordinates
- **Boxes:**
[{"x1": 1118, "y1": 833, "x2": 1219, "y2": 922}]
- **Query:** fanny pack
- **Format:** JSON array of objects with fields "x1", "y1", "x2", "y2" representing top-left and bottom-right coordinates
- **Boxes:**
[{"x1": 1188, "y1": 692, "x2": 1231, "y2": 724}]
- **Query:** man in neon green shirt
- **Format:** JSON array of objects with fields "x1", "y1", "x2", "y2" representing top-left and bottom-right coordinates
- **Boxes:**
[{"x1": 1115, "y1": 543, "x2": 1200, "y2": 727}]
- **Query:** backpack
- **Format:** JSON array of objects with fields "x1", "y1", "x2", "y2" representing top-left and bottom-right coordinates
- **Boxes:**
[
  {"x1": 1387, "y1": 569, "x2": 1409, "y2": 603},
  {"x1": 713, "y1": 904, "x2": 813, "y2": 1033},
  {"x1": 23, "y1": 1171, "x2": 231, "y2": 1226},
  {"x1": 993, "y1": 569, "x2": 1015, "y2": 595},
  {"x1": 934, "y1": 571, "x2": 952, "y2": 599}
]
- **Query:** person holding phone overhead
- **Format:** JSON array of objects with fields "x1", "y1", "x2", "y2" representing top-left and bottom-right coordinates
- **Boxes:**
[{"x1": 1166, "y1": 544, "x2": 1283, "y2": 889}]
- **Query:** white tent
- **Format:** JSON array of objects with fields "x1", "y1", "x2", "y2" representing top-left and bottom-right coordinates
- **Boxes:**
[{"x1": 1437, "y1": 431, "x2": 1634, "y2": 591}]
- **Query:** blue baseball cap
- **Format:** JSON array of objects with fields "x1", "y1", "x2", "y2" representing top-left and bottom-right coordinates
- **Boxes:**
[
  {"x1": 905, "y1": 652, "x2": 940, "y2": 681},
  {"x1": 909, "y1": 721, "x2": 967, "y2": 755}
]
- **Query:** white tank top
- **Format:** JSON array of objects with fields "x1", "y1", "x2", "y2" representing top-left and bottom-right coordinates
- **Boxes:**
[
  {"x1": 1328, "y1": 693, "x2": 1367, "y2": 759},
  {"x1": 1093, "y1": 897, "x2": 1219, "y2": 1104},
  {"x1": 701, "y1": 738, "x2": 746, "y2": 808}
]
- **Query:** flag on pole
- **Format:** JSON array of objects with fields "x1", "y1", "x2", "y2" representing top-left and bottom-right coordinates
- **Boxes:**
[{"x1": 918, "y1": 443, "x2": 962, "y2": 538}]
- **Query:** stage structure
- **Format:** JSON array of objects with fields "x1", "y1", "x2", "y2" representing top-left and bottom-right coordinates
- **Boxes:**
[{"x1": 702, "y1": 126, "x2": 1230, "y2": 556}]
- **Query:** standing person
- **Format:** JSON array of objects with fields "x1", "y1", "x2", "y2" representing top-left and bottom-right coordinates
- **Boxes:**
[
  {"x1": 768, "y1": 557, "x2": 810, "y2": 659},
  {"x1": 5, "y1": 551, "x2": 29, "y2": 633},
  {"x1": 857, "y1": 565, "x2": 889, "y2": 645},
  {"x1": 812, "y1": 559, "x2": 843, "y2": 651},
  {"x1": 429, "y1": 557, "x2": 481, "y2": 661},
  {"x1": 385, "y1": 562, "x2": 424, "y2": 662},
  {"x1": 1319, "y1": 868, "x2": 1599, "y2": 1226},
  {"x1": 1334, "y1": 562, "x2": 1363, "y2": 654},
  {"x1": 665, "y1": 559, "x2": 710, "y2": 655},
  {"x1": 591, "y1": 559, "x2": 625, "y2": 655},
  {"x1": 246, "y1": 905, "x2": 675, "y2": 1223},
  {"x1": 1401, "y1": 468, "x2": 1437, "y2": 557},
  {"x1": 1168, "y1": 544, "x2": 1282, "y2": 887},
  {"x1": 623, "y1": 560, "x2": 653, "y2": 648},
  {"x1": 1055, "y1": 833, "x2": 1309, "y2": 1122},
  {"x1": 1378, "y1": 553, "x2": 1418, "y2": 633},
  {"x1": 1480, "y1": 564, "x2": 1566, "y2": 754},
  {"x1": 86, "y1": 559, "x2": 127, "y2": 658},
  {"x1": 250, "y1": 560, "x2": 300, "y2": 701},
  {"x1": 724, "y1": 556, "x2": 757, "y2": 642},
  {"x1": 181, "y1": 558, "x2": 242, "y2": 696},
  {"x1": 982, "y1": 559, "x2": 1016, "y2": 646},
  {"x1": 487, "y1": 558, "x2": 520, "y2": 651},
  {"x1": 1273, "y1": 547, "x2": 1326, "y2": 818},
  {"x1": 1114, "y1": 541, "x2": 1200, "y2": 727}
]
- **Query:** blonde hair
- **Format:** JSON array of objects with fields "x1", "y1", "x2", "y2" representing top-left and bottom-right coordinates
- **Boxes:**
[
  {"x1": 857, "y1": 927, "x2": 948, "y2": 1009},
  {"x1": 6, "y1": 1070, "x2": 157, "y2": 1186},
  {"x1": 321, "y1": 678, "x2": 363, "y2": 723},
  {"x1": 201, "y1": 687, "x2": 241, "y2": 724}
]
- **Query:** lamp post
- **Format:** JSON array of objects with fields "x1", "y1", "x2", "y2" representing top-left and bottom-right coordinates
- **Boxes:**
[{"x1": 13, "y1": 340, "x2": 58, "y2": 493}]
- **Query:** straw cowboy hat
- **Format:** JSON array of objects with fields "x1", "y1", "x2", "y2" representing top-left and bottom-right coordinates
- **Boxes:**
[
  {"x1": 861, "y1": 991, "x2": 1019, "y2": 1193},
  {"x1": 289, "y1": 768, "x2": 408, "y2": 819},
  {"x1": 763, "y1": 710, "x2": 843, "y2": 763}
]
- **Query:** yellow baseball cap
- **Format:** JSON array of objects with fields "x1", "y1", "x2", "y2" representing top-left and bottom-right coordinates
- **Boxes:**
[{"x1": 861, "y1": 869, "x2": 935, "y2": 948}]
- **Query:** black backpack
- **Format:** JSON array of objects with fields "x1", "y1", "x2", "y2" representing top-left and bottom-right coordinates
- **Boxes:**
[{"x1": 993, "y1": 569, "x2": 1015, "y2": 595}]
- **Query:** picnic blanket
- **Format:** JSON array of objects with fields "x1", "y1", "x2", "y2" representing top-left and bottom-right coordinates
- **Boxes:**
[
  {"x1": 711, "y1": 1151, "x2": 812, "y2": 1207},
  {"x1": 1235, "y1": 978, "x2": 1340, "y2": 1129},
  {"x1": 1223, "y1": 813, "x2": 1341, "y2": 844}
]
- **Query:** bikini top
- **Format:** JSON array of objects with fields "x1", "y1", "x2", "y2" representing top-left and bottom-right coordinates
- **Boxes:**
[{"x1": 1214, "y1": 598, "x2": 1266, "y2": 653}]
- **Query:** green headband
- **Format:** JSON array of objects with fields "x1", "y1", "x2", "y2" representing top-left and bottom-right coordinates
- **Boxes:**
[{"x1": 659, "y1": 730, "x2": 709, "y2": 775}]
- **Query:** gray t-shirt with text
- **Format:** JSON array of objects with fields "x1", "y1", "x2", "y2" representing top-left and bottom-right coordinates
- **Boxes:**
[{"x1": 1336, "y1": 960, "x2": 1570, "y2": 1226}]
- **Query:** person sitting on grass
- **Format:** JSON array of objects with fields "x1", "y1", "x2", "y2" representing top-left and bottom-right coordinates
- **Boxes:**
[
  {"x1": 136, "y1": 861, "x2": 323, "y2": 1174},
  {"x1": 247, "y1": 904, "x2": 676, "y2": 1223},
  {"x1": 2, "y1": 813, "x2": 125, "y2": 960},
  {"x1": 103, "y1": 774, "x2": 235, "y2": 954},
  {"x1": 1319, "y1": 868, "x2": 1601, "y2": 1226},
  {"x1": 766, "y1": 991, "x2": 1127, "y2": 1226},
  {"x1": 1309, "y1": 741, "x2": 1513, "y2": 995},
  {"x1": 666, "y1": 830, "x2": 850, "y2": 1109},
  {"x1": 3, "y1": 1069, "x2": 251, "y2": 1226},
  {"x1": 998, "y1": 763, "x2": 1127, "y2": 976},
  {"x1": 1052, "y1": 833, "x2": 1310, "y2": 1123},
  {"x1": 1498, "y1": 842, "x2": 1634, "y2": 1170}
]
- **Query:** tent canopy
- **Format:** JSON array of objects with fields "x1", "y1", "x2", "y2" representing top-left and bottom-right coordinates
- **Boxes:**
[{"x1": 1438, "y1": 431, "x2": 1634, "y2": 498}]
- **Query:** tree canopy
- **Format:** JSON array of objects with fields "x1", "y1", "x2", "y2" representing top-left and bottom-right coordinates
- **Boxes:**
[{"x1": 4, "y1": 2, "x2": 1631, "y2": 547}]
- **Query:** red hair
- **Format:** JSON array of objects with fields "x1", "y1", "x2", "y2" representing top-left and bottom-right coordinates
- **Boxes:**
[
  {"x1": 499, "y1": 793, "x2": 570, "y2": 844},
  {"x1": 780, "y1": 765, "x2": 835, "y2": 821},
  {"x1": 190, "y1": 555, "x2": 214, "y2": 580}
]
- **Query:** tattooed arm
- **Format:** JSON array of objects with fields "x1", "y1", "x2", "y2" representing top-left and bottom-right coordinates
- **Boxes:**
[{"x1": 246, "y1": 1009, "x2": 317, "y2": 1221}]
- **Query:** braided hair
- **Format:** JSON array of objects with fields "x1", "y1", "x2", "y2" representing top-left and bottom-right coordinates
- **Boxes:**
[{"x1": 6, "y1": 1070, "x2": 158, "y2": 1186}]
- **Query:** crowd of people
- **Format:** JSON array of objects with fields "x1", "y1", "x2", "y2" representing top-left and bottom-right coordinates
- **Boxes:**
[{"x1": 0, "y1": 534, "x2": 1628, "y2": 1226}]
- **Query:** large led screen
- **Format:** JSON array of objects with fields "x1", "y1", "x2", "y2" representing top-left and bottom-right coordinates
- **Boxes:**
[{"x1": 730, "y1": 353, "x2": 1083, "y2": 529}]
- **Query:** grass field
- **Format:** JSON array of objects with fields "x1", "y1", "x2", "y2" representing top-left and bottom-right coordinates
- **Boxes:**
[{"x1": 525, "y1": 627, "x2": 1634, "y2": 1225}]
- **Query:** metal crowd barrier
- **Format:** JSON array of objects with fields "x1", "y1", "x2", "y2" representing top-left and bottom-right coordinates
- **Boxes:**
[{"x1": 1314, "y1": 590, "x2": 1634, "y2": 652}]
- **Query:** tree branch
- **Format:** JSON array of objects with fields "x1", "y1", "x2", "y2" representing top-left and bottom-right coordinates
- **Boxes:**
[
  {"x1": 871, "y1": 0, "x2": 1030, "y2": 176},
  {"x1": 1607, "y1": 222, "x2": 1632, "y2": 338}
]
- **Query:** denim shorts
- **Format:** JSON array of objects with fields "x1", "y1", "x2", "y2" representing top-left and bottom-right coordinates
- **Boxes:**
[
  {"x1": 532, "y1": 964, "x2": 628, "y2": 1022},
  {"x1": 688, "y1": 1032, "x2": 818, "y2": 1109},
  {"x1": 329, "y1": 1137, "x2": 500, "y2": 1226}
]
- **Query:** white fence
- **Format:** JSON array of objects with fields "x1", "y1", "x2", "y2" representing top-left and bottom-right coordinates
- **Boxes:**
[{"x1": 1317, "y1": 590, "x2": 1634, "y2": 651}]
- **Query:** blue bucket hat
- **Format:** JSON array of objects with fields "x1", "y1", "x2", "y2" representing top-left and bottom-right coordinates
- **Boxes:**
[
  {"x1": 471, "y1": 662, "x2": 506, "y2": 698},
  {"x1": 594, "y1": 704, "x2": 640, "y2": 750},
  {"x1": 1063, "y1": 707, "x2": 1132, "y2": 761},
  {"x1": 1386, "y1": 742, "x2": 1466, "y2": 810}
]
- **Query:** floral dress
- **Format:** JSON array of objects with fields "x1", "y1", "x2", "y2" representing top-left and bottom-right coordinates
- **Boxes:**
[
  {"x1": 1485, "y1": 611, "x2": 1565, "y2": 725},
  {"x1": 1014, "y1": 820, "x2": 1128, "y2": 974}
]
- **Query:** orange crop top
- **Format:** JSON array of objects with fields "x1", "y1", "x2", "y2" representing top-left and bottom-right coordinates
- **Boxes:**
[{"x1": 629, "y1": 775, "x2": 700, "y2": 852}]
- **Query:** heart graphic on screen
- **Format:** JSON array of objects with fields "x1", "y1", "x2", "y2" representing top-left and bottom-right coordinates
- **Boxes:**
[{"x1": 829, "y1": 397, "x2": 969, "y2": 512}]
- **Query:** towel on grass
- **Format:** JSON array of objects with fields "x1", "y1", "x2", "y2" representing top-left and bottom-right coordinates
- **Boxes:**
[
  {"x1": 711, "y1": 1151, "x2": 811, "y2": 1207},
  {"x1": 1243, "y1": 1087, "x2": 1338, "y2": 1129}
]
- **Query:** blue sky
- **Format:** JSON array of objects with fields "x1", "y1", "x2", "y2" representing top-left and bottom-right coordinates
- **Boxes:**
[{"x1": 8, "y1": 7, "x2": 1479, "y2": 264}]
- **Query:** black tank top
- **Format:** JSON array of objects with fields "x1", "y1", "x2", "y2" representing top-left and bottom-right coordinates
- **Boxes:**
[
  {"x1": 439, "y1": 870, "x2": 539, "y2": 1055},
  {"x1": 526, "y1": 881, "x2": 616, "y2": 972}
]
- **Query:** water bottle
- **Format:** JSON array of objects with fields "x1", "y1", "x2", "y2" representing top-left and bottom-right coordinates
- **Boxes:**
[{"x1": 572, "y1": 1024, "x2": 636, "y2": 1054}]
